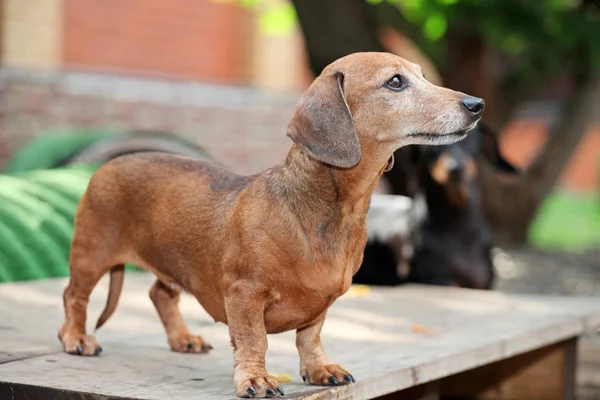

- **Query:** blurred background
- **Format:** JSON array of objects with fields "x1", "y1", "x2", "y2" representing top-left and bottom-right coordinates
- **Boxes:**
[
  {"x1": 0, "y1": 0, "x2": 599, "y2": 396},
  {"x1": 2, "y1": 0, "x2": 597, "y2": 281}
]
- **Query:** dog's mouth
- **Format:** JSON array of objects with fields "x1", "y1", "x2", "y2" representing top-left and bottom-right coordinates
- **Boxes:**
[
  {"x1": 407, "y1": 130, "x2": 469, "y2": 139},
  {"x1": 408, "y1": 122, "x2": 478, "y2": 142}
]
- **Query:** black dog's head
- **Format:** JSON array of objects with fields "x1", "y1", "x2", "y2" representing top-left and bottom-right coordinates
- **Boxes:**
[
  {"x1": 357, "y1": 124, "x2": 520, "y2": 289},
  {"x1": 419, "y1": 124, "x2": 519, "y2": 214},
  {"x1": 404, "y1": 124, "x2": 520, "y2": 289}
]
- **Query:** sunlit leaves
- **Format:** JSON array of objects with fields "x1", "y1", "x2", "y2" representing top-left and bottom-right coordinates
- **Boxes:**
[
  {"x1": 423, "y1": 13, "x2": 447, "y2": 41},
  {"x1": 214, "y1": 0, "x2": 297, "y2": 35},
  {"x1": 214, "y1": 0, "x2": 600, "y2": 71},
  {"x1": 501, "y1": 34, "x2": 526, "y2": 55},
  {"x1": 259, "y1": 2, "x2": 297, "y2": 35},
  {"x1": 394, "y1": 0, "x2": 600, "y2": 71}
]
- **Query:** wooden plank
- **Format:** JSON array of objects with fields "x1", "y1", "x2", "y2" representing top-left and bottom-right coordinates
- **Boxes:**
[
  {"x1": 1, "y1": 273, "x2": 600, "y2": 399},
  {"x1": 376, "y1": 382, "x2": 439, "y2": 400},
  {"x1": 577, "y1": 337, "x2": 600, "y2": 398},
  {"x1": 0, "y1": 382, "x2": 136, "y2": 400},
  {"x1": 441, "y1": 338, "x2": 577, "y2": 400}
]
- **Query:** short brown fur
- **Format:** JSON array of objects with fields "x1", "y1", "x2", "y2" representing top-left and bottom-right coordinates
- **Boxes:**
[{"x1": 58, "y1": 52, "x2": 484, "y2": 398}]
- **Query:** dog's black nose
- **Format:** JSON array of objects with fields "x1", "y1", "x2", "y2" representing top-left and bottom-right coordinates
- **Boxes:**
[
  {"x1": 448, "y1": 162, "x2": 463, "y2": 174},
  {"x1": 446, "y1": 158, "x2": 464, "y2": 179},
  {"x1": 461, "y1": 97, "x2": 485, "y2": 119}
]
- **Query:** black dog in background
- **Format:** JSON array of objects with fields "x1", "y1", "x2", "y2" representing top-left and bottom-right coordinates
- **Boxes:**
[{"x1": 355, "y1": 124, "x2": 520, "y2": 289}]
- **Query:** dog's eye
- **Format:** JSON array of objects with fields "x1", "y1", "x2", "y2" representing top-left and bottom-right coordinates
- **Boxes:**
[{"x1": 385, "y1": 75, "x2": 405, "y2": 91}]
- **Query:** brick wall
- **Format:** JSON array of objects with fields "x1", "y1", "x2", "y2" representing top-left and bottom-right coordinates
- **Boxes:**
[
  {"x1": 62, "y1": 0, "x2": 249, "y2": 84},
  {"x1": 0, "y1": 0, "x2": 314, "y2": 176},
  {"x1": 0, "y1": 69, "x2": 298, "y2": 174}
]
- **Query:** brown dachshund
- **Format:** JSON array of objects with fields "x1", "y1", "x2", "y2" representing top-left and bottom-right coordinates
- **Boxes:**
[{"x1": 58, "y1": 52, "x2": 484, "y2": 398}]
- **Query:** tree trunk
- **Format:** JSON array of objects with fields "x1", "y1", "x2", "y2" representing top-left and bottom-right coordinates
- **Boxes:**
[
  {"x1": 481, "y1": 74, "x2": 600, "y2": 245},
  {"x1": 290, "y1": 0, "x2": 385, "y2": 76}
]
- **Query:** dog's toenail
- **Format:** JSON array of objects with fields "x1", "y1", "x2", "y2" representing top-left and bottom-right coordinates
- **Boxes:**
[
  {"x1": 208, "y1": 344, "x2": 213, "y2": 350},
  {"x1": 247, "y1": 386, "x2": 256, "y2": 396},
  {"x1": 277, "y1": 386, "x2": 285, "y2": 395},
  {"x1": 328, "y1": 376, "x2": 339, "y2": 385},
  {"x1": 76, "y1": 345, "x2": 83, "y2": 355},
  {"x1": 94, "y1": 347, "x2": 103, "y2": 355},
  {"x1": 266, "y1": 388, "x2": 275, "y2": 396},
  {"x1": 201, "y1": 344, "x2": 207, "y2": 350},
  {"x1": 187, "y1": 343, "x2": 193, "y2": 350},
  {"x1": 302, "y1": 375, "x2": 307, "y2": 382},
  {"x1": 343, "y1": 374, "x2": 355, "y2": 383}
]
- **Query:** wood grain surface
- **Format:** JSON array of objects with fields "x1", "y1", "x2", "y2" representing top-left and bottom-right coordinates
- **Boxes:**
[{"x1": 1, "y1": 272, "x2": 600, "y2": 399}]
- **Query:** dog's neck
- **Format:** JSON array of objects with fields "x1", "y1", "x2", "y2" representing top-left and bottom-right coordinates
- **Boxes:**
[{"x1": 274, "y1": 145, "x2": 390, "y2": 236}]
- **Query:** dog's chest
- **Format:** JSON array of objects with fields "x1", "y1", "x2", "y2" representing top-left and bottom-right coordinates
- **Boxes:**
[
  {"x1": 264, "y1": 282, "x2": 347, "y2": 333},
  {"x1": 262, "y1": 245, "x2": 362, "y2": 334},
  {"x1": 305, "y1": 226, "x2": 365, "y2": 290},
  {"x1": 261, "y1": 205, "x2": 368, "y2": 333}
]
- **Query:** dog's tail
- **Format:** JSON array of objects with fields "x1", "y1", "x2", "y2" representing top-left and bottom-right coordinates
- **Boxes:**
[{"x1": 95, "y1": 264, "x2": 125, "y2": 331}]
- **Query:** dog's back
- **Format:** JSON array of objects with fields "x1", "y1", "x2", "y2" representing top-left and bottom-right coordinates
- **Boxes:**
[{"x1": 74, "y1": 153, "x2": 255, "y2": 293}]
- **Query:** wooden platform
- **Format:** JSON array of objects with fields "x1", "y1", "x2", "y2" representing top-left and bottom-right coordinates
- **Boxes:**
[{"x1": 2, "y1": 272, "x2": 600, "y2": 400}]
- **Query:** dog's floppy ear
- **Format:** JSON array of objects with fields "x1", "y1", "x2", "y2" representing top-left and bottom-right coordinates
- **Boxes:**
[
  {"x1": 287, "y1": 72, "x2": 360, "y2": 168},
  {"x1": 478, "y1": 124, "x2": 521, "y2": 175}
]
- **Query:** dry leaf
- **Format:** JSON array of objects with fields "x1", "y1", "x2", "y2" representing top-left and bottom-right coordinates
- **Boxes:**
[
  {"x1": 410, "y1": 323, "x2": 440, "y2": 335},
  {"x1": 268, "y1": 372, "x2": 292, "y2": 382},
  {"x1": 345, "y1": 284, "x2": 371, "y2": 297}
]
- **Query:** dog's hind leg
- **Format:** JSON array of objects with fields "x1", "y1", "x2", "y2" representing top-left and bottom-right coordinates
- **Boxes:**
[
  {"x1": 149, "y1": 279, "x2": 212, "y2": 353},
  {"x1": 59, "y1": 245, "x2": 115, "y2": 356}
]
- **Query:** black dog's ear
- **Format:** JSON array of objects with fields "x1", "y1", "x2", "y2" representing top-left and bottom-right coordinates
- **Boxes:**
[
  {"x1": 479, "y1": 124, "x2": 521, "y2": 175},
  {"x1": 287, "y1": 72, "x2": 361, "y2": 168}
]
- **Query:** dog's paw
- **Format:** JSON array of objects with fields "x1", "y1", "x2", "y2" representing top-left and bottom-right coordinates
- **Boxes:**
[
  {"x1": 235, "y1": 374, "x2": 285, "y2": 398},
  {"x1": 302, "y1": 364, "x2": 355, "y2": 386},
  {"x1": 168, "y1": 334, "x2": 213, "y2": 354},
  {"x1": 60, "y1": 331, "x2": 102, "y2": 356}
]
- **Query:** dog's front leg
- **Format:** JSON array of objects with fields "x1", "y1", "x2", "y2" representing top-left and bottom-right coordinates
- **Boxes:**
[
  {"x1": 296, "y1": 313, "x2": 355, "y2": 386},
  {"x1": 225, "y1": 283, "x2": 284, "y2": 398}
]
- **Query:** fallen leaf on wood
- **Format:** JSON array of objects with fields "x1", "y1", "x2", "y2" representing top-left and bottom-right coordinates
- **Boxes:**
[
  {"x1": 410, "y1": 324, "x2": 440, "y2": 335},
  {"x1": 269, "y1": 372, "x2": 292, "y2": 382},
  {"x1": 345, "y1": 284, "x2": 371, "y2": 297}
]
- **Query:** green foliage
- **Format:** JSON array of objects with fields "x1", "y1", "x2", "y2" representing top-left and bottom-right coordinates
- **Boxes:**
[
  {"x1": 213, "y1": 0, "x2": 297, "y2": 35},
  {"x1": 422, "y1": 11, "x2": 447, "y2": 41},
  {"x1": 382, "y1": 0, "x2": 600, "y2": 79},
  {"x1": 529, "y1": 190, "x2": 600, "y2": 252},
  {"x1": 217, "y1": 0, "x2": 600, "y2": 79},
  {"x1": 259, "y1": 2, "x2": 297, "y2": 35}
]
